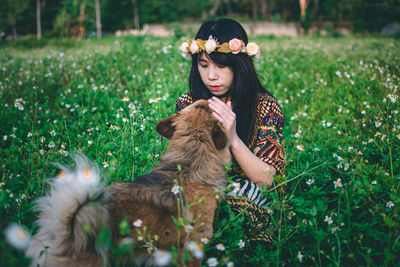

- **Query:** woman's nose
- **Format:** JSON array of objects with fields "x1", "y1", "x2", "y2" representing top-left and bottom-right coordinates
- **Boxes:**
[{"x1": 207, "y1": 66, "x2": 218, "y2": 80}]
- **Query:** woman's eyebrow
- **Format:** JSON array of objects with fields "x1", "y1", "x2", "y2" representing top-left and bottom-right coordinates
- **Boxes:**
[{"x1": 199, "y1": 58, "x2": 208, "y2": 63}]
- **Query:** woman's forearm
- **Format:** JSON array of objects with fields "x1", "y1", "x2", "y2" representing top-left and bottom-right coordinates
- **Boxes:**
[
  {"x1": 230, "y1": 135, "x2": 276, "y2": 187},
  {"x1": 206, "y1": 97, "x2": 277, "y2": 186}
]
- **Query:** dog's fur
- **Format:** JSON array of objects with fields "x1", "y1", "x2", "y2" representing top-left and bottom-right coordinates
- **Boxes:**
[{"x1": 26, "y1": 100, "x2": 231, "y2": 266}]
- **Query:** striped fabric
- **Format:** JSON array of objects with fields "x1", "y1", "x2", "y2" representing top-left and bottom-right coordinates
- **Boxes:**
[
  {"x1": 225, "y1": 192, "x2": 273, "y2": 242},
  {"x1": 226, "y1": 178, "x2": 269, "y2": 207}
]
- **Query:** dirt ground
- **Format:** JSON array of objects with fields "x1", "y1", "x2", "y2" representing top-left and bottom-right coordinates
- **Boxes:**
[{"x1": 115, "y1": 21, "x2": 352, "y2": 37}]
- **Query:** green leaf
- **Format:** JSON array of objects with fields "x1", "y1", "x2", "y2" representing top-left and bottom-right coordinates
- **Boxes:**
[
  {"x1": 310, "y1": 205, "x2": 317, "y2": 216},
  {"x1": 317, "y1": 199, "x2": 327, "y2": 212},
  {"x1": 315, "y1": 229, "x2": 326, "y2": 242}
]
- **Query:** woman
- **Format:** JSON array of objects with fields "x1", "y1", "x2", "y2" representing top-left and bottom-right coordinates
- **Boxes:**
[{"x1": 176, "y1": 18, "x2": 286, "y2": 243}]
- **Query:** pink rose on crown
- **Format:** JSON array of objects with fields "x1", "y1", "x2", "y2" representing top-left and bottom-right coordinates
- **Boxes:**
[{"x1": 228, "y1": 38, "x2": 242, "y2": 54}]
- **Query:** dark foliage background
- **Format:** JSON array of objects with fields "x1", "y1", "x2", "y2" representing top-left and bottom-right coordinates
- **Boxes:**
[{"x1": 1, "y1": 0, "x2": 399, "y2": 39}]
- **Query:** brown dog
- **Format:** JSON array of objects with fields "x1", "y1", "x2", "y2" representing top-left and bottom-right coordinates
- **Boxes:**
[{"x1": 26, "y1": 100, "x2": 231, "y2": 266}]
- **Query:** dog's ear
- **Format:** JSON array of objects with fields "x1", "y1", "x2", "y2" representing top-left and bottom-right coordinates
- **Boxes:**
[
  {"x1": 155, "y1": 115, "x2": 177, "y2": 139},
  {"x1": 212, "y1": 122, "x2": 228, "y2": 150}
]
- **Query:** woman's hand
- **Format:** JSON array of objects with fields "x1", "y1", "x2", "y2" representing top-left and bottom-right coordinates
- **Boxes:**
[
  {"x1": 207, "y1": 97, "x2": 238, "y2": 145},
  {"x1": 208, "y1": 97, "x2": 276, "y2": 186}
]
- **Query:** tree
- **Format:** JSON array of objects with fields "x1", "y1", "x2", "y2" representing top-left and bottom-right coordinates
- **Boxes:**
[
  {"x1": 36, "y1": 0, "x2": 41, "y2": 39},
  {"x1": 311, "y1": 0, "x2": 319, "y2": 20},
  {"x1": 252, "y1": 0, "x2": 258, "y2": 19},
  {"x1": 260, "y1": 0, "x2": 270, "y2": 20},
  {"x1": 209, "y1": 0, "x2": 221, "y2": 15},
  {"x1": 299, "y1": 0, "x2": 310, "y2": 20},
  {"x1": 132, "y1": 0, "x2": 139, "y2": 30},
  {"x1": 95, "y1": 0, "x2": 101, "y2": 38},
  {"x1": 1, "y1": 0, "x2": 29, "y2": 39},
  {"x1": 55, "y1": 0, "x2": 95, "y2": 39}
]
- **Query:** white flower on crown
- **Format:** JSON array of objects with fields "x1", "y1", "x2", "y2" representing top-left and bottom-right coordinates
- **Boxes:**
[
  {"x1": 246, "y1": 42, "x2": 260, "y2": 56},
  {"x1": 205, "y1": 36, "x2": 217, "y2": 54},
  {"x1": 190, "y1": 40, "x2": 199, "y2": 54},
  {"x1": 179, "y1": 42, "x2": 188, "y2": 53},
  {"x1": 179, "y1": 42, "x2": 190, "y2": 59}
]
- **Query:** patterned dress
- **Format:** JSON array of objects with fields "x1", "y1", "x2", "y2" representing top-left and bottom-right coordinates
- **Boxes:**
[{"x1": 175, "y1": 92, "x2": 286, "y2": 242}]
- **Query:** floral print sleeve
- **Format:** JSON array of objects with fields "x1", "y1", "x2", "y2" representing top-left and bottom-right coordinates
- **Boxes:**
[
  {"x1": 251, "y1": 94, "x2": 286, "y2": 176},
  {"x1": 175, "y1": 92, "x2": 193, "y2": 113}
]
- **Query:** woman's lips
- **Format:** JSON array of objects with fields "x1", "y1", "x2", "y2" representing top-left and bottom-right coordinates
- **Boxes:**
[{"x1": 209, "y1": 85, "x2": 221, "y2": 90}]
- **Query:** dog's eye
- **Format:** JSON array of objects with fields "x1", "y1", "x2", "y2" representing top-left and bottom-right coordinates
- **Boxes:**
[{"x1": 195, "y1": 104, "x2": 211, "y2": 113}]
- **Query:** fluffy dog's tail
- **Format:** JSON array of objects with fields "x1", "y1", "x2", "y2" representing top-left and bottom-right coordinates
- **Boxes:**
[{"x1": 26, "y1": 155, "x2": 109, "y2": 266}]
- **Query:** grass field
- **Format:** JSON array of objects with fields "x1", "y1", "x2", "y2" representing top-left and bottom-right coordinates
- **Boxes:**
[{"x1": 1, "y1": 35, "x2": 399, "y2": 266}]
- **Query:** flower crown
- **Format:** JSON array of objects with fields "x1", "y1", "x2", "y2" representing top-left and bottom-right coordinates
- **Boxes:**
[{"x1": 179, "y1": 35, "x2": 260, "y2": 60}]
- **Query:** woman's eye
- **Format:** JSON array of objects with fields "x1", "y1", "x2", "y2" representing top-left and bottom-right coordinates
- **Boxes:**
[{"x1": 199, "y1": 64, "x2": 207, "y2": 68}]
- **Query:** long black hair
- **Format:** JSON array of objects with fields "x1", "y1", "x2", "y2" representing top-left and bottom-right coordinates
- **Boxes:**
[{"x1": 189, "y1": 18, "x2": 274, "y2": 145}]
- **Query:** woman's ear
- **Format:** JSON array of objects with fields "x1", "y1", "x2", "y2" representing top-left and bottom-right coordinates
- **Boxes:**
[
  {"x1": 155, "y1": 115, "x2": 177, "y2": 139},
  {"x1": 212, "y1": 122, "x2": 228, "y2": 150}
]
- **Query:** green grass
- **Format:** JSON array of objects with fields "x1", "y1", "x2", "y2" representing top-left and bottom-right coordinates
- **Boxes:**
[{"x1": 1, "y1": 35, "x2": 399, "y2": 266}]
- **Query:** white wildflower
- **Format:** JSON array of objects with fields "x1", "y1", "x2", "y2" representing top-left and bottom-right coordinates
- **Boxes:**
[
  {"x1": 386, "y1": 201, "x2": 394, "y2": 208},
  {"x1": 324, "y1": 215, "x2": 333, "y2": 225},
  {"x1": 188, "y1": 241, "x2": 204, "y2": 259},
  {"x1": 207, "y1": 257, "x2": 218, "y2": 267},
  {"x1": 297, "y1": 251, "x2": 303, "y2": 262},
  {"x1": 201, "y1": 237, "x2": 209, "y2": 244},
  {"x1": 216, "y1": 243, "x2": 225, "y2": 251},
  {"x1": 5, "y1": 223, "x2": 31, "y2": 250},
  {"x1": 334, "y1": 178, "x2": 343, "y2": 188},
  {"x1": 133, "y1": 219, "x2": 143, "y2": 227},
  {"x1": 306, "y1": 178, "x2": 315, "y2": 185},
  {"x1": 153, "y1": 250, "x2": 172, "y2": 267},
  {"x1": 171, "y1": 184, "x2": 180, "y2": 195}
]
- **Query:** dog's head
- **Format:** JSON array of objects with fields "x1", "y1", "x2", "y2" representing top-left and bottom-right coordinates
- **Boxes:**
[{"x1": 155, "y1": 100, "x2": 229, "y2": 151}]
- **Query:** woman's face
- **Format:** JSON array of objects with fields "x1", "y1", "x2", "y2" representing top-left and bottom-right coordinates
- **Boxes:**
[{"x1": 197, "y1": 53, "x2": 234, "y2": 97}]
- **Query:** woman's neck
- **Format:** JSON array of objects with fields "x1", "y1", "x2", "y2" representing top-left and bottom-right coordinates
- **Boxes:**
[{"x1": 216, "y1": 93, "x2": 231, "y2": 103}]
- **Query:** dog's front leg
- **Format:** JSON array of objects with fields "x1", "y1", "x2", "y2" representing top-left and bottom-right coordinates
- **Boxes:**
[{"x1": 183, "y1": 182, "x2": 218, "y2": 242}]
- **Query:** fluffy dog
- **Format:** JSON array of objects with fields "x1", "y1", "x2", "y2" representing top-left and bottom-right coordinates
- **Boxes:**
[{"x1": 26, "y1": 100, "x2": 231, "y2": 266}]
